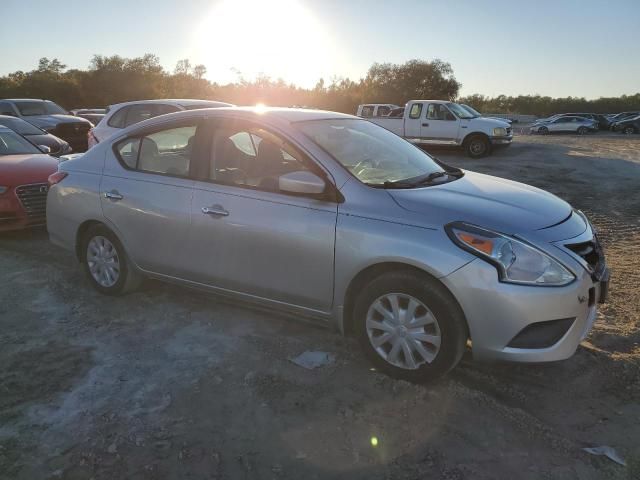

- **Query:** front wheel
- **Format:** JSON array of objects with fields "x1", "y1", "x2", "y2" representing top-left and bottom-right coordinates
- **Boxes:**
[
  {"x1": 577, "y1": 126, "x2": 588, "y2": 135},
  {"x1": 354, "y1": 271, "x2": 468, "y2": 382},
  {"x1": 81, "y1": 224, "x2": 142, "y2": 295},
  {"x1": 465, "y1": 135, "x2": 490, "y2": 158},
  {"x1": 538, "y1": 126, "x2": 549, "y2": 135}
]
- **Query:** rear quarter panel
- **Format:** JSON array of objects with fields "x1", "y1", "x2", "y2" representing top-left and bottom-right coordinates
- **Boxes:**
[{"x1": 46, "y1": 148, "x2": 106, "y2": 253}]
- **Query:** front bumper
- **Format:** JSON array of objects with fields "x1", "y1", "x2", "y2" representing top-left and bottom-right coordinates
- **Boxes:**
[
  {"x1": 490, "y1": 134, "x2": 513, "y2": 145},
  {"x1": 441, "y1": 257, "x2": 607, "y2": 363}
]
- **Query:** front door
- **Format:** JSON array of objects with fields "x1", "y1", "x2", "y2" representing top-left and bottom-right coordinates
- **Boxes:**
[
  {"x1": 185, "y1": 120, "x2": 338, "y2": 313},
  {"x1": 421, "y1": 103, "x2": 460, "y2": 144},
  {"x1": 100, "y1": 121, "x2": 202, "y2": 276}
]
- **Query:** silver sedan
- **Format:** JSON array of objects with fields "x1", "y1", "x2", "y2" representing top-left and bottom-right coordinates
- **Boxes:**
[
  {"x1": 530, "y1": 115, "x2": 598, "y2": 134},
  {"x1": 46, "y1": 107, "x2": 609, "y2": 381}
]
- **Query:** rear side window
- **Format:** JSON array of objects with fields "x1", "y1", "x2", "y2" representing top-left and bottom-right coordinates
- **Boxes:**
[
  {"x1": 377, "y1": 106, "x2": 390, "y2": 117},
  {"x1": 125, "y1": 104, "x2": 156, "y2": 127},
  {"x1": 154, "y1": 104, "x2": 181, "y2": 116},
  {"x1": 409, "y1": 103, "x2": 422, "y2": 119},
  {"x1": 107, "y1": 107, "x2": 128, "y2": 128},
  {"x1": 361, "y1": 106, "x2": 374, "y2": 117},
  {"x1": 115, "y1": 124, "x2": 197, "y2": 177}
]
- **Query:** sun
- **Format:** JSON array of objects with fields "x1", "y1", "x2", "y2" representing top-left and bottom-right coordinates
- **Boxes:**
[{"x1": 192, "y1": 0, "x2": 340, "y2": 88}]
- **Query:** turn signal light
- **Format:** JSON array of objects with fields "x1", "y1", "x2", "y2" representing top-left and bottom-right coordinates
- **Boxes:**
[{"x1": 48, "y1": 171, "x2": 68, "y2": 186}]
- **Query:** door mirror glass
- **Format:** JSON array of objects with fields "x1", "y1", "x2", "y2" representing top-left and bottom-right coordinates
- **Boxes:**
[
  {"x1": 38, "y1": 145, "x2": 51, "y2": 153},
  {"x1": 279, "y1": 171, "x2": 325, "y2": 195}
]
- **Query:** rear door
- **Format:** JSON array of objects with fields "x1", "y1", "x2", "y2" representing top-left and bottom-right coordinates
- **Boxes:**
[
  {"x1": 421, "y1": 103, "x2": 460, "y2": 143},
  {"x1": 184, "y1": 118, "x2": 338, "y2": 313},
  {"x1": 100, "y1": 120, "x2": 204, "y2": 277}
]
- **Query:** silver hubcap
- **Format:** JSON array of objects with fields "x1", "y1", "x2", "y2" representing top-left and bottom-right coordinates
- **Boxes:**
[
  {"x1": 470, "y1": 141, "x2": 485, "y2": 154},
  {"x1": 87, "y1": 236, "x2": 120, "y2": 287},
  {"x1": 366, "y1": 293, "x2": 442, "y2": 370}
]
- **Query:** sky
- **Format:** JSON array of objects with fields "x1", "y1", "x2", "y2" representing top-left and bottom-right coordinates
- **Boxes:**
[{"x1": 1, "y1": 0, "x2": 639, "y2": 99}]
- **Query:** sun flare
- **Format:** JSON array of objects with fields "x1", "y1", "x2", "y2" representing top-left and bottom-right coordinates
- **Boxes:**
[{"x1": 192, "y1": 0, "x2": 340, "y2": 87}]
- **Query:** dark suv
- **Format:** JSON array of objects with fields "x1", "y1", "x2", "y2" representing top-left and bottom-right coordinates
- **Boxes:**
[{"x1": 0, "y1": 99, "x2": 92, "y2": 152}]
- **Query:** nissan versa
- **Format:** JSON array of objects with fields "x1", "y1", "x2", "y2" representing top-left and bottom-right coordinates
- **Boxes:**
[{"x1": 46, "y1": 107, "x2": 609, "y2": 381}]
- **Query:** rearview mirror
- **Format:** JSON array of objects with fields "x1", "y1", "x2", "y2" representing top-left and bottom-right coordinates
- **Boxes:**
[
  {"x1": 38, "y1": 145, "x2": 51, "y2": 154},
  {"x1": 279, "y1": 171, "x2": 326, "y2": 195}
]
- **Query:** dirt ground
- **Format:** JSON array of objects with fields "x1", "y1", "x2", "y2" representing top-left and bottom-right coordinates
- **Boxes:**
[{"x1": 1, "y1": 133, "x2": 639, "y2": 480}]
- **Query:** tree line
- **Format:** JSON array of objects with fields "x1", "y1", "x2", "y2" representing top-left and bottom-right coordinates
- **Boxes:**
[{"x1": 1, "y1": 55, "x2": 638, "y2": 116}]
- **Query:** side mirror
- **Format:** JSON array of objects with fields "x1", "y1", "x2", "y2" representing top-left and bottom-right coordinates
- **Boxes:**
[
  {"x1": 38, "y1": 145, "x2": 51, "y2": 154},
  {"x1": 279, "y1": 171, "x2": 326, "y2": 195}
]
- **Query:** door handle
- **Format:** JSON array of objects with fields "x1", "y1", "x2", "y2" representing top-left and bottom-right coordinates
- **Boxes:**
[
  {"x1": 202, "y1": 205, "x2": 229, "y2": 216},
  {"x1": 104, "y1": 191, "x2": 123, "y2": 201},
  {"x1": 422, "y1": 123, "x2": 429, "y2": 127}
]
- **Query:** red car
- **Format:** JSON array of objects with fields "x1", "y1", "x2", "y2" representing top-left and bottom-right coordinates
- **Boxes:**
[{"x1": 0, "y1": 127, "x2": 59, "y2": 231}]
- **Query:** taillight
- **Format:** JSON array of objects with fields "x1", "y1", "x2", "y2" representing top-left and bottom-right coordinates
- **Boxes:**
[
  {"x1": 88, "y1": 129, "x2": 99, "y2": 148},
  {"x1": 48, "y1": 171, "x2": 68, "y2": 186}
]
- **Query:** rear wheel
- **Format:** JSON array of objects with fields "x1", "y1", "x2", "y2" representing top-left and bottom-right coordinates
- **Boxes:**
[
  {"x1": 538, "y1": 126, "x2": 549, "y2": 135},
  {"x1": 81, "y1": 225, "x2": 141, "y2": 295},
  {"x1": 465, "y1": 135, "x2": 490, "y2": 158},
  {"x1": 577, "y1": 126, "x2": 588, "y2": 135},
  {"x1": 623, "y1": 126, "x2": 636, "y2": 134},
  {"x1": 354, "y1": 271, "x2": 468, "y2": 382}
]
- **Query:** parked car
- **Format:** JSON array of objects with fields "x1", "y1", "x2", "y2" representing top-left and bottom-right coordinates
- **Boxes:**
[
  {"x1": 0, "y1": 115, "x2": 72, "y2": 156},
  {"x1": 0, "y1": 126, "x2": 59, "y2": 231},
  {"x1": 460, "y1": 104, "x2": 513, "y2": 125},
  {"x1": 0, "y1": 99, "x2": 92, "y2": 152},
  {"x1": 540, "y1": 113, "x2": 610, "y2": 130},
  {"x1": 89, "y1": 99, "x2": 234, "y2": 148},
  {"x1": 47, "y1": 107, "x2": 608, "y2": 381},
  {"x1": 530, "y1": 116, "x2": 598, "y2": 135},
  {"x1": 612, "y1": 114, "x2": 640, "y2": 134},
  {"x1": 359, "y1": 100, "x2": 512, "y2": 158}
]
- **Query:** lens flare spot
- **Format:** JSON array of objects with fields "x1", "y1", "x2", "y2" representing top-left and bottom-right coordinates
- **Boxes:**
[{"x1": 370, "y1": 436, "x2": 379, "y2": 447}]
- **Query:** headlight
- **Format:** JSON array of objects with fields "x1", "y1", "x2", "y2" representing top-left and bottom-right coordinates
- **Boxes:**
[
  {"x1": 446, "y1": 222, "x2": 575, "y2": 286},
  {"x1": 493, "y1": 127, "x2": 507, "y2": 136},
  {"x1": 0, "y1": 186, "x2": 8, "y2": 194}
]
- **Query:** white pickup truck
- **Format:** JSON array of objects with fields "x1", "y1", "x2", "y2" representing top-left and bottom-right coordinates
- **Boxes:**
[{"x1": 357, "y1": 100, "x2": 513, "y2": 157}]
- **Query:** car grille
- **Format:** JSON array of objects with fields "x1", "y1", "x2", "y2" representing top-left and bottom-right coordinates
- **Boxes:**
[
  {"x1": 565, "y1": 235, "x2": 606, "y2": 280},
  {"x1": 15, "y1": 183, "x2": 48, "y2": 224}
]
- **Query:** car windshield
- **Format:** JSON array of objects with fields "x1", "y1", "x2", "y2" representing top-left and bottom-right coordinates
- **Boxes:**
[
  {"x1": 0, "y1": 117, "x2": 43, "y2": 135},
  {"x1": 446, "y1": 102, "x2": 475, "y2": 119},
  {"x1": 14, "y1": 101, "x2": 67, "y2": 116},
  {"x1": 297, "y1": 118, "x2": 444, "y2": 186},
  {"x1": 461, "y1": 104, "x2": 481, "y2": 117},
  {"x1": 0, "y1": 130, "x2": 41, "y2": 155}
]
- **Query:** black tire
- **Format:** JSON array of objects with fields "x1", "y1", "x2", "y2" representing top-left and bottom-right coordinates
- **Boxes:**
[
  {"x1": 465, "y1": 135, "x2": 490, "y2": 158},
  {"x1": 353, "y1": 271, "x2": 468, "y2": 382},
  {"x1": 623, "y1": 126, "x2": 635, "y2": 134},
  {"x1": 81, "y1": 224, "x2": 142, "y2": 295},
  {"x1": 577, "y1": 126, "x2": 588, "y2": 135},
  {"x1": 538, "y1": 126, "x2": 549, "y2": 135}
]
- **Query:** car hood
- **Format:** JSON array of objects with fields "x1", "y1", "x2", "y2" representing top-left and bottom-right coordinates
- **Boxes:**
[
  {"x1": 465, "y1": 117, "x2": 510, "y2": 128},
  {"x1": 0, "y1": 154, "x2": 59, "y2": 186},
  {"x1": 25, "y1": 114, "x2": 92, "y2": 130},
  {"x1": 388, "y1": 171, "x2": 572, "y2": 233}
]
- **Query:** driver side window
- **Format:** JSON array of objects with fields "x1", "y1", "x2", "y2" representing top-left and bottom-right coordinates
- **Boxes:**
[
  {"x1": 427, "y1": 104, "x2": 455, "y2": 121},
  {"x1": 209, "y1": 123, "x2": 312, "y2": 193}
]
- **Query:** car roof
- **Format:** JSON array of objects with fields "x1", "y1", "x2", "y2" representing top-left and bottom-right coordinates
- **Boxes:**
[
  {"x1": 117, "y1": 107, "x2": 357, "y2": 137},
  {"x1": 108, "y1": 99, "x2": 234, "y2": 109}
]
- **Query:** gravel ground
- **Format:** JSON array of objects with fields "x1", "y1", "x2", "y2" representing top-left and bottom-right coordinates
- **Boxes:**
[{"x1": 1, "y1": 133, "x2": 639, "y2": 480}]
